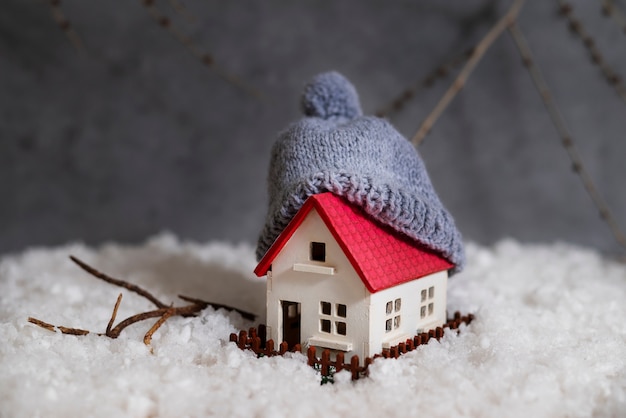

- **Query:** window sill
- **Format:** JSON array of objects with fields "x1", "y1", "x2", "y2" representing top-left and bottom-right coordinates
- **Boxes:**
[
  {"x1": 382, "y1": 333, "x2": 413, "y2": 349},
  {"x1": 416, "y1": 319, "x2": 443, "y2": 334},
  {"x1": 308, "y1": 336, "x2": 353, "y2": 351},
  {"x1": 293, "y1": 263, "x2": 335, "y2": 275}
]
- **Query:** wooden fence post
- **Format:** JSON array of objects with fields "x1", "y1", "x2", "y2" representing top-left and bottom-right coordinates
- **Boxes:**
[
  {"x1": 406, "y1": 339, "x2": 414, "y2": 351},
  {"x1": 321, "y1": 349, "x2": 330, "y2": 376},
  {"x1": 252, "y1": 336, "x2": 261, "y2": 353},
  {"x1": 279, "y1": 341, "x2": 288, "y2": 355},
  {"x1": 307, "y1": 346, "x2": 317, "y2": 367},
  {"x1": 238, "y1": 330, "x2": 247, "y2": 349},
  {"x1": 350, "y1": 355, "x2": 360, "y2": 380},
  {"x1": 336, "y1": 352, "x2": 344, "y2": 372},
  {"x1": 436, "y1": 327, "x2": 443, "y2": 339},
  {"x1": 390, "y1": 346, "x2": 398, "y2": 359}
]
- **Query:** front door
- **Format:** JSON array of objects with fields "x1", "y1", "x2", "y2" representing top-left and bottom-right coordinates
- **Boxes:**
[{"x1": 281, "y1": 300, "x2": 301, "y2": 349}]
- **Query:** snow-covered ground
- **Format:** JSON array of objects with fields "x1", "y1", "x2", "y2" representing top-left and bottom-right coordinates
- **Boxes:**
[{"x1": 1, "y1": 233, "x2": 625, "y2": 418}]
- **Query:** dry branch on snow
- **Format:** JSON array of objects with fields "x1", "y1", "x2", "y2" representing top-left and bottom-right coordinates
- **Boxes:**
[{"x1": 28, "y1": 256, "x2": 256, "y2": 346}]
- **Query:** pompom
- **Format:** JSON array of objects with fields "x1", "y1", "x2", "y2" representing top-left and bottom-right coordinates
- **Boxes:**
[{"x1": 301, "y1": 71, "x2": 362, "y2": 119}]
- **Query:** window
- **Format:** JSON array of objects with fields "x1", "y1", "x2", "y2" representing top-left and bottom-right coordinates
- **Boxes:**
[
  {"x1": 384, "y1": 298, "x2": 402, "y2": 333},
  {"x1": 310, "y1": 242, "x2": 326, "y2": 262},
  {"x1": 320, "y1": 319, "x2": 331, "y2": 333},
  {"x1": 319, "y1": 300, "x2": 347, "y2": 336},
  {"x1": 320, "y1": 301, "x2": 331, "y2": 315},
  {"x1": 420, "y1": 286, "x2": 436, "y2": 319}
]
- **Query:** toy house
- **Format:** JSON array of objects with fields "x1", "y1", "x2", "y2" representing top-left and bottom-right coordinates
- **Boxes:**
[{"x1": 254, "y1": 192, "x2": 454, "y2": 360}]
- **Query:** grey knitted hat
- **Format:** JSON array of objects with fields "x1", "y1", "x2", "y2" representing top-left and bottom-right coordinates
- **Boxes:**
[{"x1": 256, "y1": 71, "x2": 464, "y2": 272}]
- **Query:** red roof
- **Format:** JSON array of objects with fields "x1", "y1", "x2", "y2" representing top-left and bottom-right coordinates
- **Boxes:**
[{"x1": 254, "y1": 193, "x2": 453, "y2": 293}]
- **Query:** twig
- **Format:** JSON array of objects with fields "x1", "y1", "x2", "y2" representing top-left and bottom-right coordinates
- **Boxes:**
[
  {"x1": 69, "y1": 256, "x2": 167, "y2": 309},
  {"x1": 57, "y1": 326, "x2": 90, "y2": 336},
  {"x1": 558, "y1": 1, "x2": 626, "y2": 104},
  {"x1": 508, "y1": 22, "x2": 626, "y2": 251},
  {"x1": 139, "y1": 0, "x2": 261, "y2": 99},
  {"x1": 45, "y1": 0, "x2": 84, "y2": 52},
  {"x1": 28, "y1": 317, "x2": 91, "y2": 336},
  {"x1": 29, "y1": 303, "x2": 207, "y2": 340},
  {"x1": 106, "y1": 293, "x2": 123, "y2": 335},
  {"x1": 30, "y1": 257, "x2": 258, "y2": 344},
  {"x1": 27, "y1": 317, "x2": 56, "y2": 332},
  {"x1": 411, "y1": 0, "x2": 526, "y2": 146},
  {"x1": 375, "y1": 49, "x2": 472, "y2": 118},
  {"x1": 144, "y1": 307, "x2": 176, "y2": 345},
  {"x1": 178, "y1": 294, "x2": 257, "y2": 321},
  {"x1": 107, "y1": 304, "x2": 202, "y2": 338},
  {"x1": 601, "y1": 0, "x2": 626, "y2": 33}
]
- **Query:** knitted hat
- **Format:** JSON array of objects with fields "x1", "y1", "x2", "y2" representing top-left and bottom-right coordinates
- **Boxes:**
[{"x1": 256, "y1": 71, "x2": 464, "y2": 272}]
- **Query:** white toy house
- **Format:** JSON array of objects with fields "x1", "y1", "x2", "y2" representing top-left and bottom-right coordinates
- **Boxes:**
[{"x1": 254, "y1": 192, "x2": 454, "y2": 360}]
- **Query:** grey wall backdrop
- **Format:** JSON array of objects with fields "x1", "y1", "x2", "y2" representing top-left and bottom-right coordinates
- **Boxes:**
[{"x1": 1, "y1": 0, "x2": 625, "y2": 259}]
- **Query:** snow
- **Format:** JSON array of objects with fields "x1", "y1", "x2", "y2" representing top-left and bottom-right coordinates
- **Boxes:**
[{"x1": 1, "y1": 233, "x2": 625, "y2": 418}]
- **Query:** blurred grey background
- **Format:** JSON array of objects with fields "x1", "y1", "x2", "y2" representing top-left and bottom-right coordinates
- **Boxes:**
[{"x1": 1, "y1": 0, "x2": 625, "y2": 258}]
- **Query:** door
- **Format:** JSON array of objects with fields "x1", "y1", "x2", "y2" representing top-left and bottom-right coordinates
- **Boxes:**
[{"x1": 281, "y1": 300, "x2": 301, "y2": 349}]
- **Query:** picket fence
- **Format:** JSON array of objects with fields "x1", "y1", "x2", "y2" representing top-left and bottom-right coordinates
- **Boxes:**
[{"x1": 230, "y1": 311, "x2": 474, "y2": 381}]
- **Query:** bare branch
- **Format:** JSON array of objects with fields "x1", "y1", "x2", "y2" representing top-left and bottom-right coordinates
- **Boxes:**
[
  {"x1": 375, "y1": 50, "x2": 472, "y2": 118},
  {"x1": 69, "y1": 256, "x2": 167, "y2": 309},
  {"x1": 558, "y1": 1, "x2": 626, "y2": 105},
  {"x1": 601, "y1": 0, "x2": 626, "y2": 34},
  {"x1": 508, "y1": 22, "x2": 626, "y2": 252},
  {"x1": 45, "y1": 0, "x2": 84, "y2": 52},
  {"x1": 139, "y1": 0, "x2": 261, "y2": 98},
  {"x1": 107, "y1": 304, "x2": 205, "y2": 339},
  {"x1": 31, "y1": 256, "x2": 258, "y2": 344},
  {"x1": 411, "y1": 0, "x2": 526, "y2": 146}
]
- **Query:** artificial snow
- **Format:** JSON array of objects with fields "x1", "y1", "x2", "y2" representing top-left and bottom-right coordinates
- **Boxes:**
[{"x1": 0, "y1": 233, "x2": 625, "y2": 418}]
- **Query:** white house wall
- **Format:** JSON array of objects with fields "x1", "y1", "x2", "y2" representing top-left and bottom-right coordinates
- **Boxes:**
[
  {"x1": 266, "y1": 208, "x2": 371, "y2": 359},
  {"x1": 368, "y1": 270, "x2": 448, "y2": 355}
]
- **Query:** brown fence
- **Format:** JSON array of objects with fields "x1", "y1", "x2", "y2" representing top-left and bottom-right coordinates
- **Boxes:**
[{"x1": 230, "y1": 311, "x2": 474, "y2": 381}]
